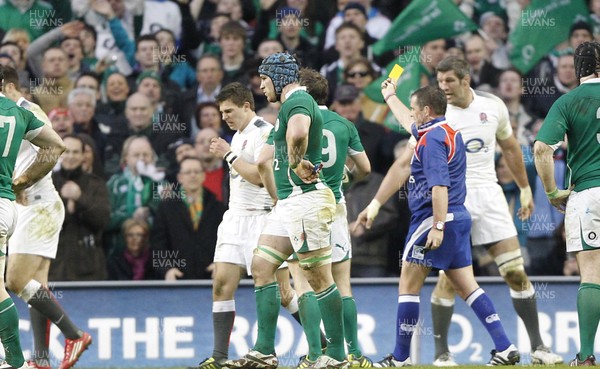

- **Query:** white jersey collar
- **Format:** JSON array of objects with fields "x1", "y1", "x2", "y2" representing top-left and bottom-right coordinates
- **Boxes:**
[
  {"x1": 581, "y1": 78, "x2": 600, "y2": 85},
  {"x1": 284, "y1": 86, "x2": 307, "y2": 100}
]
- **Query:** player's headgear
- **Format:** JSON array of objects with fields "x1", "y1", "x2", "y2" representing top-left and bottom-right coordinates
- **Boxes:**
[
  {"x1": 574, "y1": 41, "x2": 600, "y2": 81},
  {"x1": 258, "y1": 52, "x2": 299, "y2": 99}
]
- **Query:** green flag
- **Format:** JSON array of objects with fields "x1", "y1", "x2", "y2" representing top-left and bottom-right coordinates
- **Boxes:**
[
  {"x1": 509, "y1": 0, "x2": 589, "y2": 74},
  {"x1": 373, "y1": 0, "x2": 478, "y2": 56}
]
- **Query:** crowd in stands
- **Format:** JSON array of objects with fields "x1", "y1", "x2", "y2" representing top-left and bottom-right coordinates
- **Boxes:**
[{"x1": 0, "y1": 0, "x2": 590, "y2": 280}]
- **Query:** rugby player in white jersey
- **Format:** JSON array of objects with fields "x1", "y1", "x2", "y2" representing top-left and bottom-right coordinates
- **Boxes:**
[
  {"x1": 357, "y1": 57, "x2": 562, "y2": 366},
  {"x1": 190, "y1": 82, "x2": 305, "y2": 369},
  {"x1": 1, "y1": 67, "x2": 91, "y2": 369}
]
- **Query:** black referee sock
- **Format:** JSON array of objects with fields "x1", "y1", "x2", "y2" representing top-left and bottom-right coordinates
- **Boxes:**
[{"x1": 27, "y1": 286, "x2": 81, "y2": 340}]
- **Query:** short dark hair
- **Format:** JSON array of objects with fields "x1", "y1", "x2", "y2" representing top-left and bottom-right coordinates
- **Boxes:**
[
  {"x1": 217, "y1": 82, "x2": 255, "y2": 111},
  {"x1": 62, "y1": 133, "x2": 86, "y2": 151},
  {"x1": 195, "y1": 101, "x2": 221, "y2": 128},
  {"x1": 299, "y1": 67, "x2": 328, "y2": 105},
  {"x1": 436, "y1": 56, "x2": 470, "y2": 80},
  {"x1": 335, "y1": 22, "x2": 363, "y2": 41},
  {"x1": 60, "y1": 37, "x2": 83, "y2": 50},
  {"x1": 179, "y1": 156, "x2": 204, "y2": 172},
  {"x1": 411, "y1": 85, "x2": 447, "y2": 116},
  {"x1": 0, "y1": 64, "x2": 19, "y2": 91},
  {"x1": 220, "y1": 21, "x2": 247, "y2": 42},
  {"x1": 0, "y1": 41, "x2": 23, "y2": 59},
  {"x1": 76, "y1": 71, "x2": 101, "y2": 87},
  {"x1": 136, "y1": 34, "x2": 159, "y2": 49}
]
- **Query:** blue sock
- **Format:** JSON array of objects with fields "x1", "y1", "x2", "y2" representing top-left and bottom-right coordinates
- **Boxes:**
[
  {"x1": 466, "y1": 288, "x2": 511, "y2": 351},
  {"x1": 393, "y1": 295, "x2": 420, "y2": 361}
]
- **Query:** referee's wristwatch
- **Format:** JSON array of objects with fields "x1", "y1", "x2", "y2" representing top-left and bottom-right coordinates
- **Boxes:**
[{"x1": 434, "y1": 221, "x2": 445, "y2": 231}]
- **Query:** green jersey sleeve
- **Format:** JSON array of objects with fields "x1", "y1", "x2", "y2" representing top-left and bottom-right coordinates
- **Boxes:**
[{"x1": 536, "y1": 95, "x2": 568, "y2": 147}]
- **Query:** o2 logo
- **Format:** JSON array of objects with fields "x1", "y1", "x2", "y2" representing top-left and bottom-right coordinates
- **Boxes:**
[{"x1": 465, "y1": 138, "x2": 487, "y2": 153}]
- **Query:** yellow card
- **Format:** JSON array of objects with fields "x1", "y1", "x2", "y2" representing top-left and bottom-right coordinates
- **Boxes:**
[{"x1": 388, "y1": 64, "x2": 404, "y2": 82}]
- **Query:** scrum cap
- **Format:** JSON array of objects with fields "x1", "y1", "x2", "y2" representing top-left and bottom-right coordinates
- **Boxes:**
[
  {"x1": 574, "y1": 41, "x2": 600, "y2": 81},
  {"x1": 258, "y1": 53, "x2": 299, "y2": 98}
]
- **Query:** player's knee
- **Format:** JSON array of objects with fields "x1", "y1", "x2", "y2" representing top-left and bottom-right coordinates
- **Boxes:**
[
  {"x1": 495, "y1": 249, "x2": 525, "y2": 281},
  {"x1": 504, "y1": 269, "x2": 529, "y2": 290}
]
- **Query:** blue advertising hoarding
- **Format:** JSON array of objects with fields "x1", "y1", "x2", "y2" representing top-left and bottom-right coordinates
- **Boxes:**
[{"x1": 5, "y1": 278, "x2": 593, "y2": 368}]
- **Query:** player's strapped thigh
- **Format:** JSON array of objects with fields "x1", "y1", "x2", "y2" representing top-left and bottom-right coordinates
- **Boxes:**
[
  {"x1": 465, "y1": 185, "x2": 517, "y2": 246},
  {"x1": 277, "y1": 189, "x2": 336, "y2": 253},
  {"x1": 565, "y1": 188, "x2": 600, "y2": 252},
  {"x1": 494, "y1": 249, "x2": 525, "y2": 276},
  {"x1": 331, "y1": 203, "x2": 351, "y2": 263},
  {"x1": 298, "y1": 249, "x2": 332, "y2": 270},
  {"x1": 254, "y1": 244, "x2": 288, "y2": 265}
]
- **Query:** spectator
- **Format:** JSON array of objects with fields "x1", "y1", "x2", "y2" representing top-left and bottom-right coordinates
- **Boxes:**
[
  {"x1": 79, "y1": 132, "x2": 106, "y2": 179},
  {"x1": 256, "y1": 38, "x2": 284, "y2": 59},
  {"x1": 219, "y1": 21, "x2": 249, "y2": 86},
  {"x1": 154, "y1": 28, "x2": 196, "y2": 90},
  {"x1": 0, "y1": 41, "x2": 29, "y2": 86},
  {"x1": 418, "y1": 39, "x2": 446, "y2": 86},
  {"x1": 50, "y1": 134, "x2": 110, "y2": 281},
  {"x1": 342, "y1": 56, "x2": 386, "y2": 123},
  {"x1": 524, "y1": 52, "x2": 577, "y2": 118},
  {"x1": 194, "y1": 127, "x2": 228, "y2": 204},
  {"x1": 164, "y1": 137, "x2": 197, "y2": 183},
  {"x1": 96, "y1": 71, "x2": 130, "y2": 132},
  {"x1": 195, "y1": 101, "x2": 233, "y2": 142},
  {"x1": 107, "y1": 219, "x2": 158, "y2": 280},
  {"x1": 31, "y1": 47, "x2": 74, "y2": 112},
  {"x1": 82, "y1": 0, "x2": 139, "y2": 76},
  {"x1": 497, "y1": 68, "x2": 537, "y2": 146},
  {"x1": 183, "y1": 54, "x2": 225, "y2": 136},
  {"x1": 277, "y1": 7, "x2": 320, "y2": 68},
  {"x1": 151, "y1": 156, "x2": 225, "y2": 280},
  {"x1": 323, "y1": 0, "x2": 391, "y2": 50},
  {"x1": 26, "y1": 21, "x2": 85, "y2": 81},
  {"x1": 321, "y1": 22, "x2": 376, "y2": 102},
  {"x1": 136, "y1": 69, "x2": 187, "y2": 132},
  {"x1": 105, "y1": 135, "x2": 164, "y2": 256},
  {"x1": 331, "y1": 84, "x2": 401, "y2": 175},
  {"x1": 68, "y1": 88, "x2": 109, "y2": 165},
  {"x1": 465, "y1": 34, "x2": 502, "y2": 89},
  {"x1": 2, "y1": 28, "x2": 31, "y2": 74},
  {"x1": 79, "y1": 23, "x2": 98, "y2": 72},
  {"x1": 75, "y1": 71, "x2": 102, "y2": 101},
  {"x1": 0, "y1": 0, "x2": 55, "y2": 41},
  {"x1": 60, "y1": 36, "x2": 88, "y2": 81},
  {"x1": 255, "y1": 0, "x2": 326, "y2": 49},
  {"x1": 49, "y1": 107, "x2": 74, "y2": 138},
  {"x1": 243, "y1": 57, "x2": 270, "y2": 112},
  {"x1": 480, "y1": 11, "x2": 510, "y2": 69}
]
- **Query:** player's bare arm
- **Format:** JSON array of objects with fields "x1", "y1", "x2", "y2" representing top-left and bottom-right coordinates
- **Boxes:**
[
  {"x1": 354, "y1": 142, "x2": 412, "y2": 231},
  {"x1": 257, "y1": 143, "x2": 278, "y2": 203},
  {"x1": 13, "y1": 125, "x2": 66, "y2": 194},
  {"x1": 533, "y1": 140, "x2": 570, "y2": 213},
  {"x1": 380, "y1": 78, "x2": 413, "y2": 133},
  {"x1": 347, "y1": 152, "x2": 371, "y2": 182},
  {"x1": 287, "y1": 113, "x2": 319, "y2": 183},
  {"x1": 497, "y1": 134, "x2": 534, "y2": 220},
  {"x1": 210, "y1": 137, "x2": 263, "y2": 186}
]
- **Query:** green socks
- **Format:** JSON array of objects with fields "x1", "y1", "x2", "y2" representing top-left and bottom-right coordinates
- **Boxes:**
[
  {"x1": 577, "y1": 283, "x2": 600, "y2": 358},
  {"x1": 299, "y1": 292, "x2": 323, "y2": 361},
  {"x1": 342, "y1": 297, "x2": 361, "y2": 356},
  {"x1": 253, "y1": 283, "x2": 280, "y2": 354},
  {"x1": 0, "y1": 298, "x2": 24, "y2": 368},
  {"x1": 316, "y1": 284, "x2": 345, "y2": 361}
]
